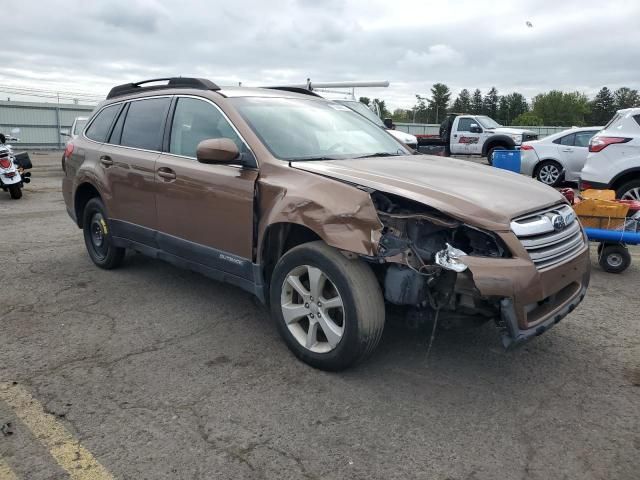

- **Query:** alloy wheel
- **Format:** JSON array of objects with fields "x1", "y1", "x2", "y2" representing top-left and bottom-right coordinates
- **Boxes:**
[
  {"x1": 621, "y1": 187, "x2": 640, "y2": 201},
  {"x1": 538, "y1": 164, "x2": 560, "y2": 185},
  {"x1": 280, "y1": 265, "x2": 345, "y2": 354}
]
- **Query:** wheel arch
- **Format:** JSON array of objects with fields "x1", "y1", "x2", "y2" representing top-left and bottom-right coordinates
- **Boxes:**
[
  {"x1": 610, "y1": 167, "x2": 640, "y2": 191},
  {"x1": 482, "y1": 135, "x2": 516, "y2": 156},
  {"x1": 74, "y1": 181, "x2": 101, "y2": 228},
  {"x1": 259, "y1": 222, "x2": 322, "y2": 292},
  {"x1": 533, "y1": 158, "x2": 563, "y2": 177}
]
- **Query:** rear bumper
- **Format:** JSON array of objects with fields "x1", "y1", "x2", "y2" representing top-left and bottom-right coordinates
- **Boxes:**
[
  {"x1": 519, "y1": 150, "x2": 538, "y2": 177},
  {"x1": 578, "y1": 179, "x2": 610, "y2": 190}
]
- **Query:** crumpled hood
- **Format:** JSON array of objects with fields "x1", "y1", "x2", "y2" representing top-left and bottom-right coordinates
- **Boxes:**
[{"x1": 291, "y1": 155, "x2": 565, "y2": 231}]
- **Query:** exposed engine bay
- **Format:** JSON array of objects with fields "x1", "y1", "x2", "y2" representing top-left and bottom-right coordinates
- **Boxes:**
[{"x1": 369, "y1": 191, "x2": 507, "y2": 326}]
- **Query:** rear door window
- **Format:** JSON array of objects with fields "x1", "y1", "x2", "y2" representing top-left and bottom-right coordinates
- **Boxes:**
[
  {"x1": 120, "y1": 98, "x2": 171, "y2": 151},
  {"x1": 85, "y1": 105, "x2": 120, "y2": 142}
]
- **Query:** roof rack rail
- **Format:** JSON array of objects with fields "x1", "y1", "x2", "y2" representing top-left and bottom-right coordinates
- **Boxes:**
[
  {"x1": 106, "y1": 77, "x2": 220, "y2": 99},
  {"x1": 264, "y1": 86, "x2": 321, "y2": 97}
]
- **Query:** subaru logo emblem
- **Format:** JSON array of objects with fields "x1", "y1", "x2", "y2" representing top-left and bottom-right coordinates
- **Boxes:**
[{"x1": 552, "y1": 215, "x2": 566, "y2": 231}]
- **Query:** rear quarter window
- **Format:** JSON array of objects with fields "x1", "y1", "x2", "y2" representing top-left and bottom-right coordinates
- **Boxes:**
[
  {"x1": 633, "y1": 115, "x2": 640, "y2": 127},
  {"x1": 554, "y1": 133, "x2": 575, "y2": 145},
  {"x1": 85, "y1": 105, "x2": 120, "y2": 142},
  {"x1": 120, "y1": 98, "x2": 171, "y2": 151}
]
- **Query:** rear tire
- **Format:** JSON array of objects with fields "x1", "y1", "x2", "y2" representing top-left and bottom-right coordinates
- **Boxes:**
[
  {"x1": 598, "y1": 244, "x2": 631, "y2": 273},
  {"x1": 486, "y1": 145, "x2": 507, "y2": 166},
  {"x1": 82, "y1": 197, "x2": 125, "y2": 269},
  {"x1": 8, "y1": 185, "x2": 21, "y2": 199},
  {"x1": 535, "y1": 160, "x2": 563, "y2": 186},
  {"x1": 616, "y1": 179, "x2": 640, "y2": 201},
  {"x1": 270, "y1": 241, "x2": 385, "y2": 371}
]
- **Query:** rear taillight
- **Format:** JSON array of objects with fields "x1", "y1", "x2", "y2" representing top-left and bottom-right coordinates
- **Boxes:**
[
  {"x1": 0, "y1": 158, "x2": 11, "y2": 169},
  {"x1": 64, "y1": 143, "x2": 74, "y2": 159},
  {"x1": 520, "y1": 144, "x2": 534, "y2": 151},
  {"x1": 589, "y1": 136, "x2": 631, "y2": 152},
  {"x1": 62, "y1": 143, "x2": 74, "y2": 174}
]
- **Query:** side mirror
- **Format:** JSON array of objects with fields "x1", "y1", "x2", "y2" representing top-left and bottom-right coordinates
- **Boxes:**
[
  {"x1": 383, "y1": 118, "x2": 394, "y2": 129},
  {"x1": 470, "y1": 124, "x2": 482, "y2": 134},
  {"x1": 196, "y1": 138, "x2": 241, "y2": 164},
  {"x1": 60, "y1": 130, "x2": 70, "y2": 137}
]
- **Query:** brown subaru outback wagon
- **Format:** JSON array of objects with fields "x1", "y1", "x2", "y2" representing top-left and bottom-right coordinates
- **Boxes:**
[{"x1": 62, "y1": 77, "x2": 590, "y2": 370}]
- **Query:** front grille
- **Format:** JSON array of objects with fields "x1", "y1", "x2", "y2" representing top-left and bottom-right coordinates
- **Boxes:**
[{"x1": 511, "y1": 204, "x2": 585, "y2": 270}]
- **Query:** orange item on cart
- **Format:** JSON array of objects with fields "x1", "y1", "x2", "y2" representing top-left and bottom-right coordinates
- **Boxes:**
[
  {"x1": 581, "y1": 189, "x2": 616, "y2": 201},
  {"x1": 573, "y1": 198, "x2": 630, "y2": 229}
]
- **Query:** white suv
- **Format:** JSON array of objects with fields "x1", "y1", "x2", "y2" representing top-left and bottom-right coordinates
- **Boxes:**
[{"x1": 581, "y1": 108, "x2": 640, "y2": 200}]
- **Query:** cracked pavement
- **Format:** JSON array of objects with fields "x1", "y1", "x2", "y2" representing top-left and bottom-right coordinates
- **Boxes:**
[{"x1": 0, "y1": 153, "x2": 639, "y2": 479}]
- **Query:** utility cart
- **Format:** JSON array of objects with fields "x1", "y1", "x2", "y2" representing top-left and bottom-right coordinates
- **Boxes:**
[{"x1": 569, "y1": 190, "x2": 640, "y2": 273}]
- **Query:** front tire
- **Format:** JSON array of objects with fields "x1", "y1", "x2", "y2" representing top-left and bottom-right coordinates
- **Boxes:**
[
  {"x1": 616, "y1": 179, "x2": 640, "y2": 201},
  {"x1": 535, "y1": 160, "x2": 563, "y2": 186},
  {"x1": 270, "y1": 241, "x2": 385, "y2": 371},
  {"x1": 82, "y1": 197, "x2": 125, "y2": 269},
  {"x1": 8, "y1": 185, "x2": 21, "y2": 199}
]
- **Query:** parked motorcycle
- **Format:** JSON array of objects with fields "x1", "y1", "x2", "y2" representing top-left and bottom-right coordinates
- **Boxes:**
[{"x1": 0, "y1": 132, "x2": 32, "y2": 200}]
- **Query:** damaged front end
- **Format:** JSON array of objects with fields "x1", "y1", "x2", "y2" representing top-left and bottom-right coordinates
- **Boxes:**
[{"x1": 368, "y1": 191, "x2": 511, "y2": 336}]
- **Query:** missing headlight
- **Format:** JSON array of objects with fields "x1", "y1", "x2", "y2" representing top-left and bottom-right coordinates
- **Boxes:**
[{"x1": 371, "y1": 191, "x2": 509, "y2": 262}]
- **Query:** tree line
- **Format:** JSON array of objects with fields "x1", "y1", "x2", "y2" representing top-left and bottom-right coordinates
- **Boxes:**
[{"x1": 387, "y1": 84, "x2": 640, "y2": 127}]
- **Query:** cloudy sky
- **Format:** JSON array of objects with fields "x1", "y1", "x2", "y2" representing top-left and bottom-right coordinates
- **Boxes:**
[{"x1": 2, "y1": 0, "x2": 639, "y2": 109}]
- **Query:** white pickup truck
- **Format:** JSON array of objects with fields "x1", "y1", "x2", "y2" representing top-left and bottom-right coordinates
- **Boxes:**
[{"x1": 419, "y1": 114, "x2": 538, "y2": 163}]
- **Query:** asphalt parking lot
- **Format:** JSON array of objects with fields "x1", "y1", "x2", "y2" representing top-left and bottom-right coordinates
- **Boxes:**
[{"x1": 0, "y1": 152, "x2": 638, "y2": 480}]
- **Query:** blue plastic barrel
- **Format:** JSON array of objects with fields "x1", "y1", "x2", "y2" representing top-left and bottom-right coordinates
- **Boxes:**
[{"x1": 492, "y1": 150, "x2": 521, "y2": 173}]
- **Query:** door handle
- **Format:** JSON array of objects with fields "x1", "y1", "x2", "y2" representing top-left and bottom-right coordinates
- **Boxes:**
[
  {"x1": 99, "y1": 155, "x2": 113, "y2": 167},
  {"x1": 157, "y1": 168, "x2": 176, "y2": 181},
  {"x1": 561, "y1": 148, "x2": 572, "y2": 152}
]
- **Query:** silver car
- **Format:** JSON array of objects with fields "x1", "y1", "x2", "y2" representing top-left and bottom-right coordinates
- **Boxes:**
[
  {"x1": 520, "y1": 126, "x2": 601, "y2": 186},
  {"x1": 60, "y1": 116, "x2": 88, "y2": 141}
]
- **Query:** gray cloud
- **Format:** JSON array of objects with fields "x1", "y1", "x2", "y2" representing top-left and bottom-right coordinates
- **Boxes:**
[{"x1": 1, "y1": 0, "x2": 638, "y2": 109}]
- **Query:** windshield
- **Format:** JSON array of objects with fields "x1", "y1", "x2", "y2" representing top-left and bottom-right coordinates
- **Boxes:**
[
  {"x1": 73, "y1": 119, "x2": 88, "y2": 136},
  {"x1": 230, "y1": 97, "x2": 408, "y2": 161},
  {"x1": 335, "y1": 100, "x2": 386, "y2": 128},
  {"x1": 476, "y1": 116, "x2": 502, "y2": 129}
]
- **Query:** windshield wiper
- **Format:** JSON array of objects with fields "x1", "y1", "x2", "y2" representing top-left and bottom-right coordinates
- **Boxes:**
[
  {"x1": 352, "y1": 152, "x2": 402, "y2": 159},
  {"x1": 290, "y1": 152, "x2": 403, "y2": 162},
  {"x1": 289, "y1": 156, "x2": 342, "y2": 162}
]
